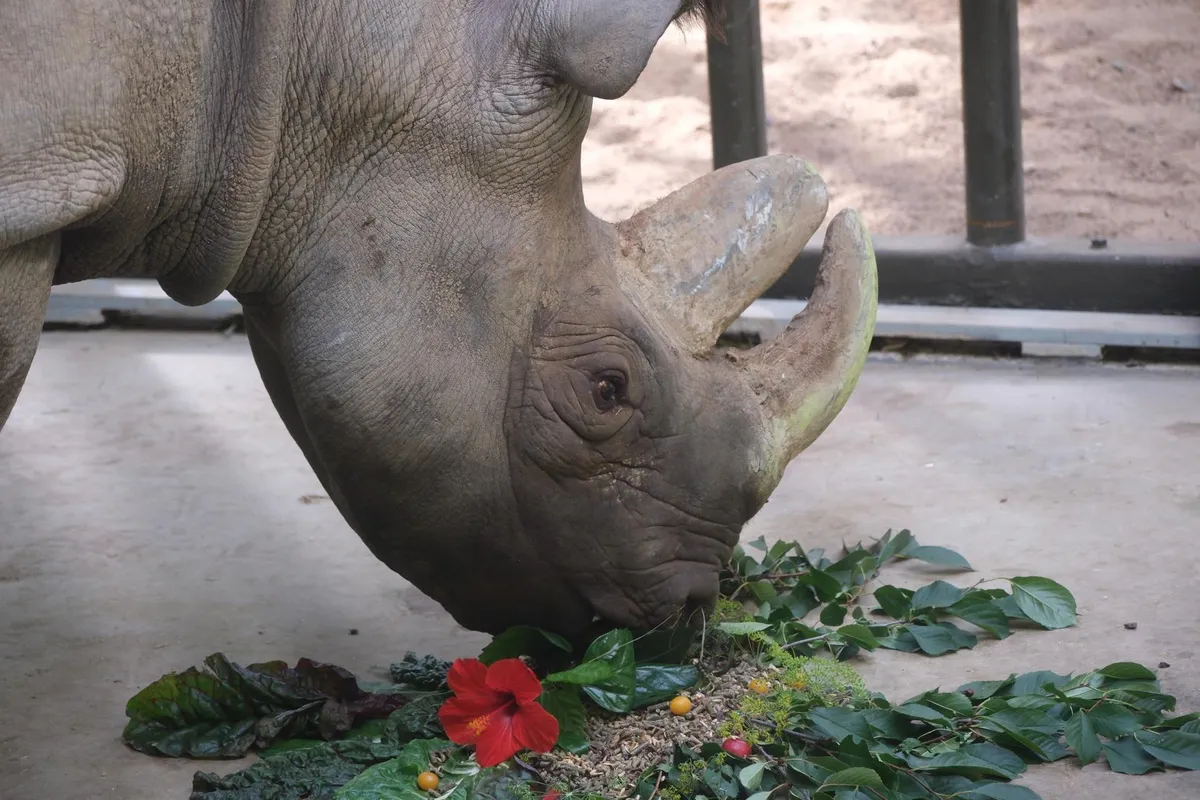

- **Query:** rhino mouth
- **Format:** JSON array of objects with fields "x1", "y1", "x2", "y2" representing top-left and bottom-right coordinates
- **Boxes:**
[{"x1": 576, "y1": 550, "x2": 726, "y2": 636}]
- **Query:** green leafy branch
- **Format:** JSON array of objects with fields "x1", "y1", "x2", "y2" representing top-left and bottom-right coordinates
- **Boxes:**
[
  {"x1": 716, "y1": 530, "x2": 1077, "y2": 661},
  {"x1": 636, "y1": 662, "x2": 1199, "y2": 800}
]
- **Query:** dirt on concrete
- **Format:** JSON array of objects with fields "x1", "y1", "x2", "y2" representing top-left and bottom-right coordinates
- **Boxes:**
[
  {"x1": 583, "y1": 0, "x2": 1200, "y2": 243},
  {"x1": 2, "y1": 333, "x2": 1199, "y2": 799}
]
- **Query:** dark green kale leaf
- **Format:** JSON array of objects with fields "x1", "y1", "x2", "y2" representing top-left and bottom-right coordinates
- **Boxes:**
[
  {"x1": 190, "y1": 696, "x2": 448, "y2": 799},
  {"x1": 388, "y1": 652, "x2": 452, "y2": 690},
  {"x1": 123, "y1": 653, "x2": 407, "y2": 759}
]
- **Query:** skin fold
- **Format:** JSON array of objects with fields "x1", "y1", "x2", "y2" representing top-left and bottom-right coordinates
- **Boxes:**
[{"x1": 0, "y1": 0, "x2": 877, "y2": 641}]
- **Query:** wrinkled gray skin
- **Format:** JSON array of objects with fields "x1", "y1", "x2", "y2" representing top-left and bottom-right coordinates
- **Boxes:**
[{"x1": 1, "y1": 0, "x2": 877, "y2": 641}]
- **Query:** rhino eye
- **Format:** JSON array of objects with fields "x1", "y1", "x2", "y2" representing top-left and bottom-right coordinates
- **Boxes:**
[{"x1": 593, "y1": 374, "x2": 626, "y2": 411}]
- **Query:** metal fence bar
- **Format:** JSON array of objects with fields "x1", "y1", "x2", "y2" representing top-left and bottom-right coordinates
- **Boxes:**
[
  {"x1": 960, "y1": 0, "x2": 1026, "y2": 246},
  {"x1": 773, "y1": 234, "x2": 1200, "y2": 315},
  {"x1": 45, "y1": 278, "x2": 1200, "y2": 349},
  {"x1": 706, "y1": 0, "x2": 768, "y2": 169}
]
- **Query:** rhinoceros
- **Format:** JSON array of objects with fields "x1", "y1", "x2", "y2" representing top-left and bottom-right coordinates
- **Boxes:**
[{"x1": 0, "y1": 0, "x2": 877, "y2": 640}]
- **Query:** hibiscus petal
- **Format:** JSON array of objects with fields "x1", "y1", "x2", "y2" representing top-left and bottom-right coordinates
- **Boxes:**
[
  {"x1": 474, "y1": 707, "x2": 519, "y2": 767},
  {"x1": 511, "y1": 700, "x2": 560, "y2": 754},
  {"x1": 485, "y1": 658, "x2": 545, "y2": 706},
  {"x1": 447, "y1": 658, "x2": 507, "y2": 707},
  {"x1": 437, "y1": 697, "x2": 488, "y2": 745}
]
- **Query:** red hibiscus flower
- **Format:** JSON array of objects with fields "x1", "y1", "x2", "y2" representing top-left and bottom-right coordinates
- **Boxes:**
[{"x1": 437, "y1": 657, "x2": 559, "y2": 767}]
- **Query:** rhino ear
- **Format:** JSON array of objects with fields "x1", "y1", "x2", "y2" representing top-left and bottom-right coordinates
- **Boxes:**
[{"x1": 538, "y1": 0, "x2": 685, "y2": 99}]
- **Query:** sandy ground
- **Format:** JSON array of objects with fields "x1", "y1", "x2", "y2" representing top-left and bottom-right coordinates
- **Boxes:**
[
  {"x1": 2, "y1": 333, "x2": 1199, "y2": 799},
  {"x1": 582, "y1": 0, "x2": 1200, "y2": 243}
]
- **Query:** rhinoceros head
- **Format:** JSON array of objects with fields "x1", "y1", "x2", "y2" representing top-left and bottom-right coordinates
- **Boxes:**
[{"x1": 248, "y1": 0, "x2": 876, "y2": 640}]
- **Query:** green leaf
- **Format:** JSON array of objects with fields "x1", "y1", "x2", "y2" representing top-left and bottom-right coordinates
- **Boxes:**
[
  {"x1": 1156, "y1": 712, "x2": 1200, "y2": 731},
  {"x1": 716, "y1": 621, "x2": 773, "y2": 635},
  {"x1": 1008, "y1": 670, "x2": 1071, "y2": 696},
  {"x1": 921, "y1": 691, "x2": 975, "y2": 717},
  {"x1": 543, "y1": 661, "x2": 615, "y2": 686},
  {"x1": 121, "y1": 653, "x2": 407, "y2": 759},
  {"x1": 805, "y1": 568, "x2": 846, "y2": 602},
  {"x1": 478, "y1": 625, "x2": 573, "y2": 665},
  {"x1": 748, "y1": 580, "x2": 779, "y2": 606},
  {"x1": 876, "y1": 529, "x2": 916, "y2": 564},
  {"x1": 539, "y1": 686, "x2": 589, "y2": 755},
  {"x1": 977, "y1": 721, "x2": 1067, "y2": 763},
  {"x1": 895, "y1": 702, "x2": 951, "y2": 725},
  {"x1": 1137, "y1": 730, "x2": 1200, "y2": 770},
  {"x1": 907, "y1": 741, "x2": 1027, "y2": 780},
  {"x1": 1086, "y1": 701, "x2": 1139, "y2": 738},
  {"x1": 964, "y1": 784, "x2": 1042, "y2": 800},
  {"x1": 746, "y1": 793, "x2": 773, "y2": 800},
  {"x1": 836, "y1": 624, "x2": 880, "y2": 650},
  {"x1": 334, "y1": 738, "x2": 452, "y2": 799},
  {"x1": 577, "y1": 628, "x2": 637, "y2": 713},
  {"x1": 785, "y1": 587, "x2": 822, "y2": 620},
  {"x1": 1109, "y1": 687, "x2": 1176, "y2": 715},
  {"x1": 872, "y1": 585, "x2": 913, "y2": 620},
  {"x1": 906, "y1": 621, "x2": 977, "y2": 656},
  {"x1": 947, "y1": 594, "x2": 1012, "y2": 639},
  {"x1": 766, "y1": 538, "x2": 798, "y2": 563},
  {"x1": 821, "y1": 602, "x2": 849, "y2": 626},
  {"x1": 1008, "y1": 577, "x2": 1077, "y2": 630},
  {"x1": 633, "y1": 664, "x2": 699, "y2": 709},
  {"x1": 388, "y1": 652, "x2": 451, "y2": 690},
  {"x1": 876, "y1": 627, "x2": 922, "y2": 653},
  {"x1": 384, "y1": 695, "x2": 446, "y2": 742},
  {"x1": 901, "y1": 545, "x2": 974, "y2": 571},
  {"x1": 193, "y1": 734, "x2": 429, "y2": 799},
  {"x1": 809, "y1": 707, "x2": 873, "y2": 742},
  {"x1": 861, "y1": 709, "x2": 912, "y2": 741},
  {"x1": 1101, "y1": 736, "x2": 1161, "y2": 775},
  {"x1": 820, "y1": 767, "x2": 884, "y2": 788},
  {"x1": 979, "y1": 705, "x2": 1061, "y2": 736},
  {"x1": 1097, "y1": 662, "x2": 1158, "y2": 681},
  {"x1": 1064, "y1": 710, "x2": 1101, "y2": 766},
  {"x1": 738, "y1": 761, "x2": 767, "y2": 789},
  {"x1": 911, "y1": 580, "x2": 965, "y2": 609},
  {"x1": 957, "y1": 678, "x2": 1014, "y2": 701},
  {"x1": 990, "y1": 594, "x2": 1029, "y2": 622}
]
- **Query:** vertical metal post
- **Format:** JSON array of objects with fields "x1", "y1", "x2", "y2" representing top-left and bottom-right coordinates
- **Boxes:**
[
  {"x1": 705, "y1": 0, "x2": 768, "y2": 169},
  {"x1": 960, "y1": 0, "x2": 1027, "y2": 246}
]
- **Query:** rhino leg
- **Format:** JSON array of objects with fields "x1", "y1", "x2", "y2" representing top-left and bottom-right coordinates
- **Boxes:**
[{"x1": 0, "y1": 236, "x2": 58, "y2": 430}]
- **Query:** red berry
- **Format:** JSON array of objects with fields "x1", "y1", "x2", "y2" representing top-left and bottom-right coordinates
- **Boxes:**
[{"x1": 721, "y1": 737, "x2": 753, "y2": 758}]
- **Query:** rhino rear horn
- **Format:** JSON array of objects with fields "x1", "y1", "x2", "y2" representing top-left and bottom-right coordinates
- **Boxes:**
[{"x1": 537, "y1": 0, "x2": 692, "y2": 99}]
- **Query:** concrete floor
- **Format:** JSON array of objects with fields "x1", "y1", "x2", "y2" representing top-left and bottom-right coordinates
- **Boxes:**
[{"x1": 1, "y1": 330, "x2": 1198, "y2": 800}]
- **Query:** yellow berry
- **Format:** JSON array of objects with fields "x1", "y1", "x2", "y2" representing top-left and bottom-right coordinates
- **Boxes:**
[
  {"x1": 747, "y1": 678, "x2": 770, "y2": 695},
  {"x1": 669, "y1": 695, "x2": 693, "y2": 715},
  {"x1": 417, "y1": 771, "x2": 439, "y2": 791}
]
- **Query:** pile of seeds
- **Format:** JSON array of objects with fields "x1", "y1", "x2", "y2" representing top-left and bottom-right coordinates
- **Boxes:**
[{"x1": 527, "y1": 658, "x2": 768, "y2": 798}]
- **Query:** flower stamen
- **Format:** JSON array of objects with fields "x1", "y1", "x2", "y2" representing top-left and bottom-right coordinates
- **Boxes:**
[{"x1": 467, "y1": 715, "x2": 490, "y2": 736}]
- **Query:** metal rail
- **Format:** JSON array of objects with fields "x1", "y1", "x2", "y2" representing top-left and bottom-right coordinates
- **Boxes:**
[{"x1": 705, "y1": 0, "x2": 1200, "y2": 317}]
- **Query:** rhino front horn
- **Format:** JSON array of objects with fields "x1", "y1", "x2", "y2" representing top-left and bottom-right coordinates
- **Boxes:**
[{"x1": 739, "y1": 207, "x2": 878, "y2": 485}]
